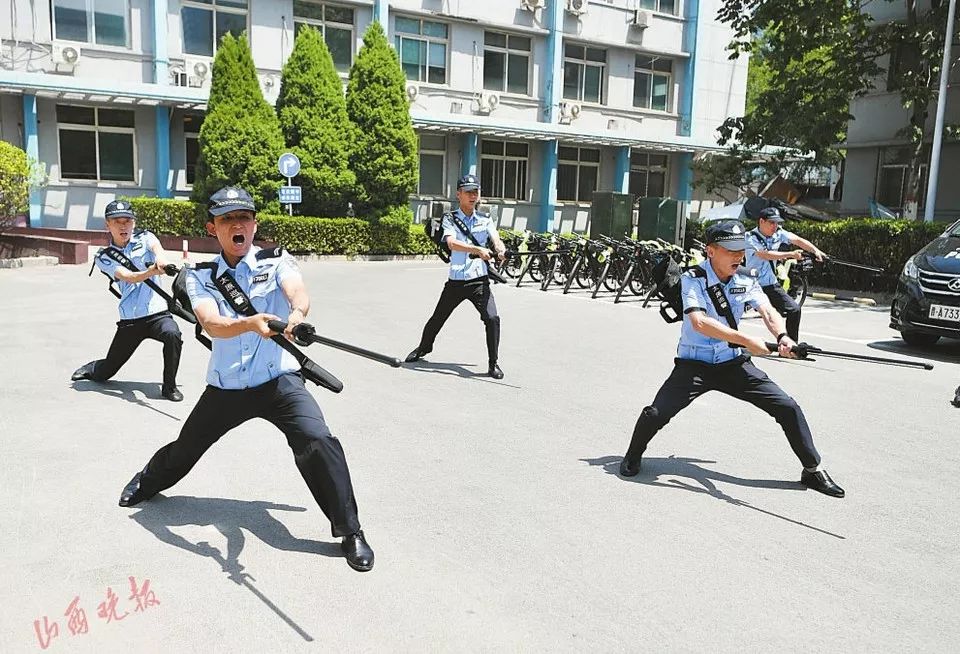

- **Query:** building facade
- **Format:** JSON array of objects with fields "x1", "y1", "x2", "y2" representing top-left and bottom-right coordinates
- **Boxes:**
[{"x1": 0, "y1": 0, "x2": 746, "y2": 231}]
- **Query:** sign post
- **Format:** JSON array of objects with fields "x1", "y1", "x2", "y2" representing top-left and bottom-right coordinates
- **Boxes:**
[{"x1": 277, "y1": 152, "x2": 302, "y2": 216}]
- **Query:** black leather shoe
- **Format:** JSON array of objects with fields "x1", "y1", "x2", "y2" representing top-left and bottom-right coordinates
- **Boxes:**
[
  {"x1": 404, "y1": 348, "x2": 427, "y2": 363},
  {"x1": 619, "y1": 456, "x2": 641, "y2": 477},
  {"x1": 341, "y1": 530, "x2": 374, "y2": 572},
  {"x1": 118, "y1": 472, "x2": 154, "y2": 507},
  {"x1": 488, "y1": 364, "x2": 504, "y2": 379},
  {"x1": 952, "y1": 386, "x2": 960, "y2": 408},
  {"x1": 801, "y1": 469, "x2": 845, "y2": 498},
  {"x1": 71, "y1": 362, "x2": 96, "y2": 381},
  {"x1": 161, "y1": 386, "x2": 184, "y2": 402}
]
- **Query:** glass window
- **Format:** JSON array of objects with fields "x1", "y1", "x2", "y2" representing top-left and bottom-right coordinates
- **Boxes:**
[
  {"x1": 556, "y1": 146, "x2": 600, "y2": 202},
  {"x1": 634, "y1": 55, "x2": 673, "y2": 111},
  {"x1": 639, "y1": 0, "x2": 677, "y2": 14},
  {"x1": 563, "y1": 44, "x2": 606, "y2": 103},
  {"x1": 876, "y1": 146, "x2": 929, "y2": 210},
  {"x1": 394, "y1": 16, "x2": 448, "y2": 84},
  {"x1": 629, "y1": 151, "x2": 669, "y2": 198},
  {"x1": 417, "y1": 133, "x2": 446, "y2": 196},
  {"x1": 483, "y1": 31, "x2": 531, "y2": 95},
  {"x1": 181, "y1": 0, "x2": 247, "y2": 56},
  {"x1": 183, "y1": 113, "x2": 204, "y2": 187},
  {"x1": 57, "y1": 105, "x2": 136, "y2": 182},
  {"x1": 52, "y1": 0, "x2": 129, "y2": 47},
  {"x1": 480, "y1": 140, "x2": 529, "y2": 200},
  {"x1": 294, "y1": 2, "x2": 356, "y2": 73}
]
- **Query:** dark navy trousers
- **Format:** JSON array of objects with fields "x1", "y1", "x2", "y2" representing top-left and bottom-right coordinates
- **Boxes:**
[
  {"x1": 418, "y1": 277, "x2": 501, "y2": 364},
  {"x1": 92, "y1": 311, "x2": 182, "y2": 390}
]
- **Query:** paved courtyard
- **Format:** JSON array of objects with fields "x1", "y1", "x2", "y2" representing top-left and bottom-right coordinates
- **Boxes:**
[{"x1": 1, "y1": 257, "x2": 958, "y2": 652}]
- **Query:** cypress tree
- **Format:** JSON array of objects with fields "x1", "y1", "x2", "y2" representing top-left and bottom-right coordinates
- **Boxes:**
[
  {"x1": 192, "y1": 33, "x2": 284, "y2": 210},
  {"x1": 276, "y1": 26, "x2": 356, "y2": 217},
  {"x1": 345, "y1": 22, "x2": 418, "y2": 216}
]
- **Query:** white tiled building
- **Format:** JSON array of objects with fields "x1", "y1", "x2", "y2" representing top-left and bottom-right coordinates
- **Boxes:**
[{"x1": 0, "y1": 0, "x2": 747, "y2": 231}]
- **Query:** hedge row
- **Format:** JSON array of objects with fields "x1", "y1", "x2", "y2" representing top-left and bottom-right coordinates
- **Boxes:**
[{"x1": 123, "y1": 197, "x2": 435, "y2": 256}]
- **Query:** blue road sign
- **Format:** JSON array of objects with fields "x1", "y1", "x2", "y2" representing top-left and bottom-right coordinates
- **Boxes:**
[
  {"x1": 278, "y1": 152, "x2": 301, "y2": 178},
  {"x1": 279, "y1": 185, "x2": 302, "y2": 204}
]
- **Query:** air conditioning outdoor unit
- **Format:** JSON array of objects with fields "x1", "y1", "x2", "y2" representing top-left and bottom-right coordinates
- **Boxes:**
[
  {"x1": 630, "y1": 9, "x2": 651, "y2": 28},
  {"x1": 559, "y1": 100, "x2": 582, "y2": 124},
  {"x1": 405, "y1": 83, "x2": 420, "y2": 102},
  {"x1": 51, "y1": 43, "x2": 81, "y2": 70},
  {"x1": 185, "y1": 58, "x2": 210, "y2": 87},
  {"x1": 476, "y1": 92, "x2": 500, "y2": 114},
  {"x1": 565, "y1": 0, "x2": 587, "y2": 16},
  {"x1": 520, "y1": 0, "x2": 546, "y2": 10}
]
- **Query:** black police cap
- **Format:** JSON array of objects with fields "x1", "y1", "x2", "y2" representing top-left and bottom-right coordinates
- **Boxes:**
[
  {"x1": 208, "y1": 186, "x2": 257, "y2": 217},
  {"x1": 457, "y1": 174, "x2": 480, "y2": 191},
  {"x1": 104, "y1": 200, "x2": 135, "y2": 220},
  {"x1": 705, "y1": 220, "x2": 747, "y2": 251},
  {"x1": 758, "y1": 207, "x2": 785, "y2": 223}
]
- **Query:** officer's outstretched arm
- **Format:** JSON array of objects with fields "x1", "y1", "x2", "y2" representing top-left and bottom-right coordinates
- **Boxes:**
[
  {"x1": 280, "y1": 274, "x2": 310, "y2": 341},
  {"x1": 789, "y1": 235, "x2": 825, "y2": 260},
  {"x1": 192, "y1": 298, "x2": 279, "y2": 339}
]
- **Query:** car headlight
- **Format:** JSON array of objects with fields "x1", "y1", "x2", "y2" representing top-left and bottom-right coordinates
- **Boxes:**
[{"x1": 902, "y1": 256, "x2": 919, "y2": 280}]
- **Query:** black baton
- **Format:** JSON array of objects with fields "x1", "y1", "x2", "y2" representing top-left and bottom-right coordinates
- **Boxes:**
[{"x1": 267, "y1": 321, "x2": 402, "y2": 368}]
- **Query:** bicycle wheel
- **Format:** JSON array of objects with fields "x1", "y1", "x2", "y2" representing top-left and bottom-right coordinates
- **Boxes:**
[
  {"x1": 603, "y1": 261, "x2": 626, "y2": 292},
  {"x1": 528, "y1": 255, "x2": 546, "y2": 283},
  {"x1": 552, "y1": 255, "x2": 570, "y2": 286},
  {"x1": 575, "y1": 260, "x2": 595, "y2": 288},
  {"x1": 503, "y1": 254, "x2": 522, "y2": 278},
  {"x1": 788, "y1": 273, "x2": 809, "y2": 307}
]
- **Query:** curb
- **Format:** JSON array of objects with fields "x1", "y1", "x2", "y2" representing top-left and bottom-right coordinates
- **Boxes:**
[
  {"x1": 809, "y1": 291, "x2": 877, "y2": 306},
  {"x1": 289, "y1": 254, "x2": 435, "y2": 263},
  {"x1": 0, "y1": 256, "x2": 59, "y2": 269}
]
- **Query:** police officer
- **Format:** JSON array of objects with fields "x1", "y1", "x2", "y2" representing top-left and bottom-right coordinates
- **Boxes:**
[
  {"x1": 404, "y1": 174, "x2": 507, "y2": 379},
  {"x1": 72, "y1": 200, "x2": 184, "y2": 401},
  {"x1": 744, "y1": 207, "x2": 827, "y2": 341},
  {"x1": 619, "y1": 220, "x2": 844, "y2": 498},
  {"x1": 117, "y1": 187, "x2": 374, "y2": 572}
]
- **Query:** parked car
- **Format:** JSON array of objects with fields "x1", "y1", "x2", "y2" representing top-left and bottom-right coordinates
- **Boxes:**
[{"x1": 890, "y1": 220, "x2": 960, "y2": 346}]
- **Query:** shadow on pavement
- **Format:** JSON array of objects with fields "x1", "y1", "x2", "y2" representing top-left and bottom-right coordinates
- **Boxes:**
[
  {"x1": 404, "y1": 360, "x2": 522, "y2": 389},
  {"x1": 70, "y1": 380, "x2": 181, "y2": 421},
  {"x1": 868, "y1": 339, "x2": 960, "y2": 365},
  {"x1": 130, "y1": 495, "x2": 340, "y2": 641},
  {"x1": 581, "y1": 454, "x2": 845, "y2": 540}
]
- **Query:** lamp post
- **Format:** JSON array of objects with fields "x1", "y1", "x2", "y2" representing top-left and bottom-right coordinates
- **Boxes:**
[{"x1": 924, "y1": 0, "x2": 958, "y2": 222}]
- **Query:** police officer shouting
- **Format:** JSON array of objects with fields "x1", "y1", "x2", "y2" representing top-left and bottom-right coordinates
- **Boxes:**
[
  {"x1": 118, "y1": 187, "x2": 374, "y2": 572},
  {"x1": 405, "y1": 174, "x2": 507, "y2": 379},
  {"x1": 745, "y1": 207, "x2": 827, "y2": 341},
  {"x1": 72, "y1": 200, "x2": 184, "y2": 401},
  {"x1": 620, "y1": 220, "x2": 844, "y2": 498}
]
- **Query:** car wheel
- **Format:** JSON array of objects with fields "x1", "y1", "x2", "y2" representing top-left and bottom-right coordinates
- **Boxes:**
[{"x1": 901, "y1": 331, "x2": 940, "y2": 346}]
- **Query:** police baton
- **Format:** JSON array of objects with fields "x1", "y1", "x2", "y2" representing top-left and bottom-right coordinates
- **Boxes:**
[
  {"x1": 267, "y1": 320, "x2": 402, "y2": 368},
  {"x1": 764, "y1": 341, "x2": 933, "y2": 370}
]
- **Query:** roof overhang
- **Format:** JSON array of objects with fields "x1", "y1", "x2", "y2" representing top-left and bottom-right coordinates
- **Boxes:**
[{"x1": 0, "y1": 70, "x2": 208, "y2": 109}]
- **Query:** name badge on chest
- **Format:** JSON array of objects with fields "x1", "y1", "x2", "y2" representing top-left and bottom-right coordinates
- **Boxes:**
[
  {"x1": 729, "y1": 286, "x2": 746, "y2": 295},
  {"x1": 252, "y1": 273, "x2": 270, "y2": 284}
]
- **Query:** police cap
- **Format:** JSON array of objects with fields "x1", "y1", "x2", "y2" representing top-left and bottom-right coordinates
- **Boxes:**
[
  {"x1": 457, "y1": 174, "x2": 480, "y2": 191},
  {"x1": 208, "y1": 186, "x2": 257, "y2": 217},
  {"x1": 705, "y1": 220, "x2": 747, "y2": 251},
  {"x1": 104, "y1": 200, "x2": 135, "y2": 220},
  {"x1": 758, "y1": 207, "x2": 785, "y2": 223}
]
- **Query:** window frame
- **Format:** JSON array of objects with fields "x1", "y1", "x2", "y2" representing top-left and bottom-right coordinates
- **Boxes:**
[
  {"x1": 875, "y1": 146, "x2": 930, "y2": 210},
  {"x1": 417, "y1": 133, "x2": 447, "y2": 196},
  {"x1": 562, "y1": 44, "x2": 607, "y2": 105},
  {"x1": 180, "y1": 0, "x2": 250, "y2": 57},
  {"x1": 51, "y1": 0, "x2": 131, "y2": 48},
  {"x1": 638, "y1": 0, "x2": 678, "y2": 15},
  {"x1": 293, "y1": 1, "x2": 356, "y2": 74},
  {"x1": 633, "y1": 54, "x2": 674, "y2": 112},
  {"x1": 56, "y1": 104, "x2": 138, "y2": 184},
  {"x1": 479, "y1": 139, "x2": 530, "y2": 201},
  {"x1": 556, "y1": 146, "x2": 601, "y2": 204},
  {"x1": 394, "y1": 16, "x2": 449, "y2": 85},
  {"x1": 629, "y1": 151, "x2": 670, "y2": 199},
  {"x1": 183, "y1": 113, "x2": 204, "y2": 188},
  {"x1": 482, "y1": 31, "x2": 532, "y2": 96}
]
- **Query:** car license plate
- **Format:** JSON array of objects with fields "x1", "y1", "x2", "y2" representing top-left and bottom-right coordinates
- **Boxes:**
[{"x1": 928, "y1": 304, "x2": 960, "y2": 322}]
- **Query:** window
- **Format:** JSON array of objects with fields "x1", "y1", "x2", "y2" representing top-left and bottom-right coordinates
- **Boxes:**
[
  {"x1": 293, "y1": 2, "x2": 355, "y2": 73},
  {"x1": 639, "y1": 0, "x2": 677, "y2": 14},
  {"x1": 183, "y1": 113, "x2": 204, "y2": 187},
  {"x1": 634, "y1": 55, "x2": 673, "y2": 111},
  {"x1": 480, "y1": 140, "x2": 529, "y2": 200},
  {"x1": 181, "y1": 0, "x2": 248, "y2": 57},
  {"x1": 57, "y1": 105, "x2": 135, "y2": 182},
  {"x1": 887, "y1": 43, "x2": 921, "y2": 92},
  {"x1": 629, "y1": 152, "x2": 669, "y2": 198},
  {"x1": 563, "y1": 44, "x2": 605, "y2": 104},
  {"x1": 483, "y1": 32, "x2": 531, "y2": 95},
  {"x1": 52, "y1": 0, "x2": 128, "y2": 47},
  {"x1": 557, "y1": 146, "x2": 600, "y2": 202},
  {"x1": 418, "y1": 134, "x2": 446, "y2": 196},
  {"x1": 395, "y1": 17, "x2": 448, "y2": 84},
  {"x1": 876, "y1": 146, "x2": 929, "y2": 210}
]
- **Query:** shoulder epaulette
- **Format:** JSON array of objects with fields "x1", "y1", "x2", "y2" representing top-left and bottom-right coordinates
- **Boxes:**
[
  {"x1": 193, "y1": 262, "x2": 218, "y2": 272},
  {"x1": 683, "y1": 266, "x2": 706, "y2": 278},
  {"x1": 255, "y1": 247, "x2": 285, "y2": 260},
  {"x1": 133, "y1": 228, "x2": 145, "y2": 236}
]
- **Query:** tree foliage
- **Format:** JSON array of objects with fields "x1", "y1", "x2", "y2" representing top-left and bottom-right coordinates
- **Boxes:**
[
  {"x1": 345, "y1": 22, "x2": 418, "y2": 217},
  {"x1": 0, "y1": 141, "x2": 30, "y2": 228},
  {"x1": 276, "y1": 26, "x2": 356, "y2": 217},
  {"x1": 192, "y1": 33, "x2": 284, "y2": 211}
]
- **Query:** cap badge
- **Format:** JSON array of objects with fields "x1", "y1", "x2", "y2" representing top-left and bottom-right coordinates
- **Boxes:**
[{"x1": 226, "y1": 189, "x2": 239, "y2": 199}]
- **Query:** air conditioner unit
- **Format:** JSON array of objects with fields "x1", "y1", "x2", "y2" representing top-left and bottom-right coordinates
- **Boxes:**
[
  {"x1": 559, "y1": 101, "x2": 582, "y2": 124},
  {"x1": 51, "y1": 43, "x2": 81, "y2": 70},
  {"x1": 520, "y1": 0, "x2": 546, "y2": 11},
  {"x1": 630, "y1": 9, "x2": 651, "y2": 28},
  {"x1": 565, "y1": 0, "x2": 587, "y2": 16},
  {"x1": 405, "y1": 83, "x2": 420, "y2": 102},
  {"x1": 476, "y1": 92, "x2": 500, "y2": 114},
  {"x1": 185, "y1": 58, "x2": 210, "y2": 87}
]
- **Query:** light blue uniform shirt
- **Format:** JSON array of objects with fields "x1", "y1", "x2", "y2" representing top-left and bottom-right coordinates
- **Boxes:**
[
  {"x1": 678, "y1": 260, "x2": 768, "y2": 364},
  {"x1": 185, "y1": 246, "x2": 301, "y2": 390},
  {"x1": 95, "y1": 230, "x2": 168, "y2": 320},
  {"x1": 442, "y1": 209, "x2": 499, "y2": 281},
  {"x1": 744, "y1": 227, "x2": 797, "y2": 286}
]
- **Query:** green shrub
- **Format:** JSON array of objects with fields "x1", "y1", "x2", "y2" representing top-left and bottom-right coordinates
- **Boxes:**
[
  {"x1": 369, "y1": 205, "x2": 413, "y2": 254},
  {"x1": 123, "y1": 197, "x2": 207, "y2": 237},
  {"x1": 257, "y1": 214, "x2": 370, "y2": 255},
  {"x1": 407, "y1": 223, "x2": 436, "y2": 255},
  {"x1": 0, "y1": 141, "x2": 29, "y2": 228}
]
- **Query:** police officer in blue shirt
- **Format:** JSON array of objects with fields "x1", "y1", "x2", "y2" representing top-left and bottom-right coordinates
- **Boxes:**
[
  {"x1": 619, "y1": 220, "x2": 844, "y2": 498},
  {"x1": 745, "y1": 207, "x2": 827, "y2": 341},
  {"x1": 117, "y1": 187, "x2": 374, "y2": 572},
  {"x1": 404, "y1": 174, "x2": 508, "y2": 379},
  {"x1": 71, "y1": 200, "x2": 184, "y2": 401}
]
